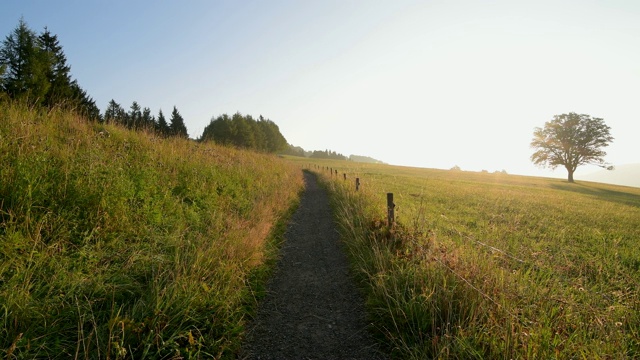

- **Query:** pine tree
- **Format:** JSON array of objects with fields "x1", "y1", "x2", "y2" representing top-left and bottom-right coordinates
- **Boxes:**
[
  {"x1": 169, "y1": 106, "x2": 188, "y2": 138},
  {"x1": 38, "y1": 27, "x2": 73, "y2": 107},
  {"x1": 104, "y1": 99, "x2": 125, "y2": 125},
  {"x1": 0, "y1": 63, "x2": 7, "y2": 94},
  {"x1": 128, "y1": 101, "x2": 141, "y2": 129},
  {"x1": 141, "y1": 107, "x2": 153, "y2": 130},
  {"x1": 156, "y1": 109, "x2": 170, "y2": 136},
  {"x1": 0, "y1": 18, "x2": 50, "y2": 104},
  {"x1": 1, "y1": 19, "x2": 99, "y2": 118}
]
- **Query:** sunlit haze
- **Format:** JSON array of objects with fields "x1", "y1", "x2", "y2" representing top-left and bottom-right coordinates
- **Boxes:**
[{"x1": 3, "y1": 1, "x2": 639, "y2": 179}]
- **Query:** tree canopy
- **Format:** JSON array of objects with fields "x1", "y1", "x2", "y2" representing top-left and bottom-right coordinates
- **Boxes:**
[
  {"x1": 530, "y1": 112, "x2": 614, "y2": 182},
  {"x1": 200, "y1": 113, "x2": 288, "y2": 153}
]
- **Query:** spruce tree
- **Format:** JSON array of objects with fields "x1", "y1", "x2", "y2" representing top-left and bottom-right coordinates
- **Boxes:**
[
  {"x1": 104, "y1": 99, "x2": 125, "y2": 125},
  {"x1": 38, "y1": 27, "x2": 73, "y2": 107},
  {"x1": 128, "y1": 101, "x2": 142, "y2": 129},
  {"x1": 1, "y1": 19, "x2": 99, "y2": 118},
  {"x1": 169, "y1": 106, "x2": 188, "y2": 138},
  {"x1": 0, "y1": 63, "x2": 7, "y2": 94},
  {"x1": 156, "y1": 109, "x2": 170, "y2": 136},
  {"x1": 0, "y1": 18, "x2": 50, "y2": 104},
  {"x1": 142, "y1": 107, "x2": 153, "y2": 130}
]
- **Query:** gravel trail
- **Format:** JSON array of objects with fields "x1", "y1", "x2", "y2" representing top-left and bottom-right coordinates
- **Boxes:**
[{"x1": 240, "y1": 171, "x2": 386, "y2": 360}]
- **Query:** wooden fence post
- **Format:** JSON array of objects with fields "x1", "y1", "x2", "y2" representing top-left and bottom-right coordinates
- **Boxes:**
[
  {"x1": 343, "y1": 173, "x2": 347, "y2": 180},
  {"x1": 387, "y1": 193, "x2": 395, "y2": 227},
  {"x1": 355, "y1": 178, "x2": 360, "y2": 191}
]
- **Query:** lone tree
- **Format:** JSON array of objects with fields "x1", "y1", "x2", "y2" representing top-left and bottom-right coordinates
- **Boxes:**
[{"x1": 530, "y1": 112, "x2": 613, "y2": 183}]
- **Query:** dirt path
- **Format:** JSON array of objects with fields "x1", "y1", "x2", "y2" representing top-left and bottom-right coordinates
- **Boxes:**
[{"x1": 240, "y1": 171, "x2": 386, "y2": 359}]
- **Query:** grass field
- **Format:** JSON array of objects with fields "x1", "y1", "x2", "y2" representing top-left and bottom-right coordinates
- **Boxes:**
[
  {"x1": 0, "y1": 103, "x2": 304, "y2": 359},
  {"x1": 2, "y1": 100, "x2": 638, "y2": 359},
  {"x1": 289, "y1": 157, "x2": 640, "y2": 359}
]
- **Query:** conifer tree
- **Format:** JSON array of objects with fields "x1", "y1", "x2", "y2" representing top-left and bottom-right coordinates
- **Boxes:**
[
  {"x1": 38, "y1": 27, "x2": 73, "y2": 107},
  {"x1": 104, "y1": 99, "x2": 125, "y2": 125},
  {"x1": 156, "y1": 109, "x2": 170, "y2": 136},
  {"x1": 128, "y1": 101, "x2": 142, "y2": 129},
  {"x1": 0, "y1": 18, "x2": 49, "y2": 104},
  {"x1": 1, "y1": 19, "x2": 99, "y2": 119},
  {"x1": 141, "y1": 107, "x2": 153, "y2": 130},
  {"x1": 169, "y1": 106, "x2": 188, "y2": 138},
  {"x1": 0, "y1": 63, "x2": 6, "y2": 87}
]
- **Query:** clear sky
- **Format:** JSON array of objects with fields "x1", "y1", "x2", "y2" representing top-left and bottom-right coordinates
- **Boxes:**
[{"x1": 2, "y1": 0, "x2": 639, "y2": 178}]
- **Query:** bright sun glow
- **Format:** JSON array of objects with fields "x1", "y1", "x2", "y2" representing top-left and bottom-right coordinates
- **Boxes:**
[{"x1": 2, "y1": 0, "x2": 638, "y2": 179}]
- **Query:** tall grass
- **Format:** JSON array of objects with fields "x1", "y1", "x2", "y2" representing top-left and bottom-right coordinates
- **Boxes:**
[
  {"x1": 295, "y1": 158, "x2": 640, "y2": 359},
  {"x1": 0, "y1": 102, "x2": 304, "y2": 359}
]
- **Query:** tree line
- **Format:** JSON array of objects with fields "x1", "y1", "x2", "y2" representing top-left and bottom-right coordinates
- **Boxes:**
[
  {"x1": 283, "y1": 146, "x2": 380, "y2": 162},
  {"x1": 3, "y1": 18, "x2": 617, "y2": 172},
  {"x1": 104, "y1": 100, "x2": 188, "y2": 138},
  {"x1": 1, "y1": 18, "x2": 289, "y2": 151},
  {"x1": 309, "y1": 149, "x2": 347, "y2": 160}
]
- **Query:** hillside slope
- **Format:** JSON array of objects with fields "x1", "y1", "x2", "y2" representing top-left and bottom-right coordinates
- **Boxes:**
[{"x1": 0, "y1": 103, "x2": 304, "y2": 358}]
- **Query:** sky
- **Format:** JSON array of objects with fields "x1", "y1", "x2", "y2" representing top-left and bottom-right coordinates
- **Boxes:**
[{"x1": 2, "y1": 0, "x2": 639, "y2": 179}]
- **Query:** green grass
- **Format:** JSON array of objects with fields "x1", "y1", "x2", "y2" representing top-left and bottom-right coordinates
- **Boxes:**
[
  {"x1": 0, "y1": 102, "x2": 304, "y2": 359},
  {"x1": 290, "y1": 157, "x2": 640, "y2": 359}
]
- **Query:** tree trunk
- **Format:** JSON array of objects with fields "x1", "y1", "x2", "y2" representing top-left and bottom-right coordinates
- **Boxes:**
[{"x1": 567, "y1": 169, "x2": 574, "y2": 183}]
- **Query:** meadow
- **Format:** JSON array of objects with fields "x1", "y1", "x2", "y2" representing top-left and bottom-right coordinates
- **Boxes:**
[
  {"x1": 3, "y1": 100, "x2": 638, "y2": 359},
  {"x1": 0, "y1": 102, "x2": 304, "y2": 359},
  {"x1": 291, "y1": 157, "x2": 640, "y2": 359}
]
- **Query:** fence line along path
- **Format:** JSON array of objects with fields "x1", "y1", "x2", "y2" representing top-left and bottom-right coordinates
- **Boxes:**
[{"x1": 240, "y1": 171, "x2": 386, "y2": 359}]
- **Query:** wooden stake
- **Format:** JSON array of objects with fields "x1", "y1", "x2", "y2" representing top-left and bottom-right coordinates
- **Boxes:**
[{"x1": 387, "y1": 193, "x2": 395, "y2": 227}]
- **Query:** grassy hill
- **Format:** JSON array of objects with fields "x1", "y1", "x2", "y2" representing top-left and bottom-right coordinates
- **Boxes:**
[
  {"x1": 0, "y1": 102, "x2": 304, "y2": 358},
  {"x1": 291, "y1": 157, "x2": 640, "y2": 359},
  {"x1": 3, "y1": 102, "x2": 637, "y2": 358}
]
